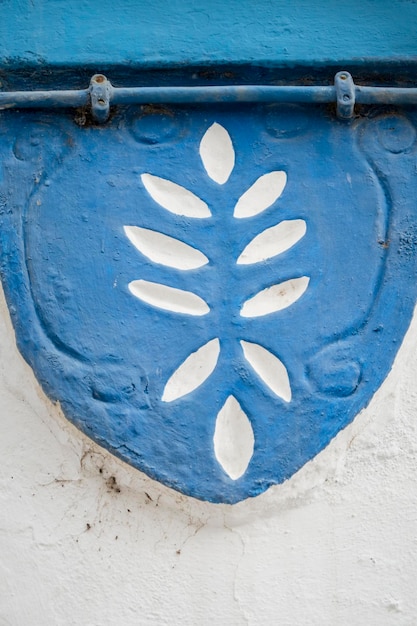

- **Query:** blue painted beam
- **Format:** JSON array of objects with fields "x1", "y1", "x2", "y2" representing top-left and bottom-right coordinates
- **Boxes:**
[{"x1": 1, "y1": 0, "x2": 417, "y2": 70}]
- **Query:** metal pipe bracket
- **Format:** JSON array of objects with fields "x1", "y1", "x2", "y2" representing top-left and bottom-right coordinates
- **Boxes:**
[
  {"x1": 335, "y1": 71, "x2": 355, "y2": 119},
  {"x1": 90, "y1": 74, "x2": 112, "y2": 123}
]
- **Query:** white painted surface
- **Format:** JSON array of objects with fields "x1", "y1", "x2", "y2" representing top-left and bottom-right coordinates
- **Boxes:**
[
  {"x1": 1, "y1": 279, "x2": 417, "y2": 625},
  {"x1": 241, "y1": 340, "x2": 291, "y2": 402},
  {"x1": 141, "y1": 173, "x2": 211, "y2": 217},
  {"x1": 233, "y1": 171, "x2": 287, "y2": 218},
  {"x1": 200, "y1": 123, "x2": 235, "y2": 184},
  {"x1": 241, "y1": 275, "x2": 310, "y2": 317},
  {"x1": 162, "y1": 338, "x2": 220, "y2": 402},
  {"x1": 124, "y1": 226, "x2": 209, "y2": 270},
  {"x1": 128, "y1": 279, "x2": 210, "y2": 315},
  {"x1": 213, "y1": 395, "x2": 254, "y2": 480},
  {"x1": 237, "y1": 219, "x2": 307, "y2": 265}
]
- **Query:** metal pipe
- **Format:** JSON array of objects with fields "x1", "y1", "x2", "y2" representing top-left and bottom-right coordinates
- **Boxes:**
[
  {"x1": 355, "y1": 85, "x2": 417, "y2": 105},
  {"x1": 0, "y1": 89, "x2": 89, "y2": 109},
  {"x1": 0, "y1": 73, "x2": 416, "y2": 122},
  {"x1": 111, "y1": 85, "x2": 336, "y2": 105}
]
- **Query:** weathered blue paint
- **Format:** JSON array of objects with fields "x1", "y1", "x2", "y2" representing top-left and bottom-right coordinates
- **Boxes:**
[
  {"x1": 1, "y1": 104, "x2": 417, "y2": 502},
  {"x1": 1, "y1": 1, "x2": 417, "y2": 71},
  {"x1": 2, "y1": 1, "x2": 417, "y2": 503}
]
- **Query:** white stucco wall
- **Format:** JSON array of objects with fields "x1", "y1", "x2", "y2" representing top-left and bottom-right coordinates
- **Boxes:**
[{"x1": 1, "y1": 276, "x2": 416, "y2": 625}]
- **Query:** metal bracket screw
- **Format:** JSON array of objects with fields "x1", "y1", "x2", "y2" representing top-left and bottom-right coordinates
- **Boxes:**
[
  {"x1": 90, "y1": 74, "x2": 111, "y2": 123},
  {"x1": 335, "y1": 71, "x2": 355, "y2": 119}
]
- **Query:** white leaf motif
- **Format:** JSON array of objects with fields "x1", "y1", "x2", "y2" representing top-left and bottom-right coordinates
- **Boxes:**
[
  {"x1": 124, "y1": 226, "x2": 209, "y2": 270},
  {"x1": 234, "y1": 171, "x2": 287, "y2": 218},
  {"x1": 141, "y1": 173, "x2": 211, "y2": 218},
  {"x1": 237, "y1": 219, "x2": 306, "y2": 265},
  {"x1": 199, "y1": 123, "x2": 235, "y2": 185},
  {"x1": 240, "y1": 341, "x2": 291, "y2": 402},
  {"x1": 129, "y1": 280, "x2": 209, "y2": 316},
  {"x1": 241, "y1": 276, "x2": 309, "y2": 318},
  {"x1": 162, "y1": 338, "x2": 220, "y2": 402},
  {"x1": 213, "y1": 396, "x2": 254, "y2": 480}
]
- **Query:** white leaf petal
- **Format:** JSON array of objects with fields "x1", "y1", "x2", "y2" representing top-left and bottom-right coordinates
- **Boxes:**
[
  {"x1": 162, "y1": 338, "x2": 220, "y2": 402},
  {"x1": 199, "y1": 123, "x2": 235, "y2": 184},
  {"x1": 241, "y1": 276, "x2": 309, "y2": 318},
  {"x1": 240, "y1": 341, "x2": 291, "y2": 402},
  {"x1": 234, "y1": 171, "x2": 287, "y2": 218},
  {"x1": 213, "y1": 396, "x2": 254, "y2": 480},
  {"x1": 128, "y1": 280, "x2": 209, "y2": 316},
  {"x1": 124, "y1": 226, "x2": 209, "y2": 270},
  {"x1": 141, "y1": 173, "x2": 211, "y2": 218},
  {"x1": 236, "y1": 219, "x2": 306, "y2": 265}
]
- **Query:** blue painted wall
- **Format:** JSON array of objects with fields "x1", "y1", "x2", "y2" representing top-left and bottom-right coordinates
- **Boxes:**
[
  {"x1": 2, "y1": 0, "x2": 417, "y2": 503},
  {"x1": 1, "y1": 1, "x2": 417, "y2": 71}
]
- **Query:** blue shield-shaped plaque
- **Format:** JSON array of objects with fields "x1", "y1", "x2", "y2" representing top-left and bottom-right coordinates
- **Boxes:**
[{"x1": 1, "y1": 103, "x2": 417, "y2": 503}]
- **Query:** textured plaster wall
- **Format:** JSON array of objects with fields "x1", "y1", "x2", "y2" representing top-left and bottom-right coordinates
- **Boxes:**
[
  {"x1": 1, "y1": 285, "x2": 417, "y2": 625},
  {"x1": 2, "y1": 2, "x2": 417, "y2": 624}
]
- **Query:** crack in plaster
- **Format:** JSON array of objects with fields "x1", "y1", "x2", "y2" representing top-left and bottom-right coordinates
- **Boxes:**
[{"x1": 223, "y1": 516, "x2": 250, "y2": 626}]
